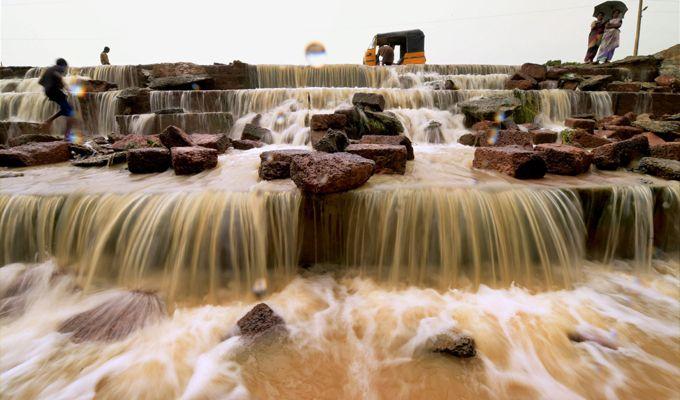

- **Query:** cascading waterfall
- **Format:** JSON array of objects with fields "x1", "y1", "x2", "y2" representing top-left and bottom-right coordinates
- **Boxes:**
[{"x1": 25, "y1": 65, "x2": 140, "y2": 89}]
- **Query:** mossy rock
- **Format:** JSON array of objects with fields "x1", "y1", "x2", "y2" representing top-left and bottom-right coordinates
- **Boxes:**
[
  {"x1": 561, "y1": 129, "x2": 575, "y2": 144},
  {"x1": 511, "y1": 90, "x2": 540, "y2": 124}
]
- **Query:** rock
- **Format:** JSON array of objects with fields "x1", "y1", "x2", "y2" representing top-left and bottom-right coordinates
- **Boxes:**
[
  {"x1": 0, "y1": 171, "x2": 24, "y2": 178},
  {"x1": 127, "y1": 148, "x2": 171, "y2": 173},
  {"x1": 597, "y1": 115, "x2": 631, "y2": 127},
  {"x1": 424, "y1": 120, "x2": 445, "y2": 144},
  {"x1": 607, "y1": 82, "x2": 642, "y2": 92},
  {"x1": 565, "y1": 118, "x2": 596, "y2": 132},
  {"x1": 111, "y1": 134, "x2": 162, "y2": 151},
  {"x1": 231, "y1": 139, "x2": 263, "y2": 150},
  {"x1": 290, "y1": 152, "x2": 375, "y2": 194},
  {"x1": 631, "y1": 117, "x2": 680, "y2": 141},
  {"x1": 0, "y1": 121, "x2": 50, "y2": 145},
  {"x1": 471, "y1": 120, "x2": 499, "y2": 132},
  {"x1": 426, "y1": 331, "x2": 476, "y2": 358},
  {"x1": 535, "y1": 143, "x2": 592, "y2": 175},
  {"x1": 7, "y1": 134, "x2": 62, "y2": 147},
  {"x1": 68, "y1": 144, "x2": 96, "y2": 159},
  {"x1": 567, "y1": 330, "x2": 618, "y2": 350},
  {"x1": 159, "y1": 125, "x2": 195, "y2": 149},
  {"x1": 241, "y1": 123, "x2": 273, "y2": 143},
  {"x1": 345, "y1": 144, "x2": 407, "y2": 174},
  {"x1": 530, "y1": 129, "x2": 558, "y2": 144},
  {"x1": 189, "y1": 133, "x2": 230, "y2": 153},
  {"x1": 237, "y1": 303, "x2": 286, "y2": 338},
  {"x1": 171, "y1": 146, "x2": 218, "y2": 175},
  {"x1": 520, "y1": 63, "x2": 547, "y2": 81},
  {"x1": 154, "y1": 108, "x2": 184, "y2": 115},
  {"x1": 444, "y1": 79, "x2": 458, "y2": 90},
  {"x1": 655, "y1": 75, "x2": 679, "y2": 90},
  {"x1": 546, "y1": 67, "x2": 568, "y2": 80},
  {"x1": 493, "y1": 130, "x2": 533, "y2": 148},
  {"x1": 358, "y1": 134, "x2": 414, "y2": 160},
  {"x1": 310, "y1": 113, "x2": 348, "y2": 131},
  {"x1": 650, "y1": 142, "x2": 680, "y2": 161},
  {"x1": 148, "y1": 74, "x2": 214, "y2": 90},
  {"x1": 459, "y1": 95, "x2": 521, "y2": 126},
  {"x1": 258, "y1": 149, "x2": 312, "y2": 180},
  {"x1": 352, "y1": 92, "x2": 385, "y2": 112},
  {"x1": 558, "y1": 73, "x2": 584, "y2": 90},
  {"x1": 637, "y1": 157, "x2": 680, "y2": 180},
  {"x1": 116, "y1": 88, "x2": 151, "y2": 115},
  {"x1": 364, "y1": 110, "x2": 404, "y2": 135},
  {"x1": 0, "y1": 141, "x2": 70, "y2": 167},
  {"x1": 602, "y1": 125, "x2": 645, "y2": 140},
  {"x1": 592, "y1": 135, "x2": 650, "y2": 170},
  {"x1": 578, "y1": 75, "x2": 613, "y2": 91},
  {"x1": 510, "y1": 72, "x2": 537, "y2": 85},
  {"x1": 505, "y1": 80, "x2": 536, "y2": 90},
  {"x1": 539, "y1": 80, "x2": 559, "y2": 90},
  {"x1": 313, "y1": 129, "x2": 349, "y2": 153},
  {"x1": 569, "y1": 129, "x2": 612, "y2": 148},
  {"x1": 642, "y1": 132, "x2": 667, "y2": 146},
  {"x1": 72, "y1": 152, "x2": 128, "y2": 168},
  {"x1": 472, "y1": 146, "x2": 547, "y2": 179},
  {"x1": 79, "y1": 79, "x2": 117, "y2": 92},
  {"x1": 458, "y1": 133, "x2": 482, "y2": 147},
  {"x1": 500, "y1": 119, "x2": 519, "y2": 131}
]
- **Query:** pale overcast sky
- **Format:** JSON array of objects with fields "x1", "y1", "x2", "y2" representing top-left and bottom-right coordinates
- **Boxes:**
[{"x1": 1, "y1": 0, "x2": 678, "y2": 67}]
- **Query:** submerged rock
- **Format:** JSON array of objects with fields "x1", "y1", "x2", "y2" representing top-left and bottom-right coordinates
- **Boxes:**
[
  {"x1": 567, "y1": 330, "x2": 618, "y2": 350},
  {"x1": 58, "y1": 290, "x2": 166, "y2": 343},
  {"x1": 258, "y1": 149, "x2": 311, "y2": 180},
  {"x1": 359, "y1": 134, "x2": 414, "y2": 160},
  {"x1": 535, "y1": 143, "x2": 592, "y2": 175},
  {"x1": 0, "y1": 141, "x2": 70, "y2": 167},
  {"x1": 426, "y1": 331, "x2": 476, "y2": 358},
  {"x1": 290, "y1": 152, "x2": 375, "y2": 194},
  {"x1": 592, "y1": 135, "x2": 650, "y2": 170},
  {"x1": 424, "y1": 120, "x2": 445, "y2": 144},
  {"x1": 237, "y1": 303, "x2": 286, "y2": 338},
  {"x1": 171, "y1": 146, "x2": 218, "y2": 175},
  {"x1": 345, "y1": 144, "x2": 407, "y2": 175},
  {"x1": 638, "y1": 157, "x2": 680, "y2": 180},
  {"x1": 313, "y1": 129, "x2": 349, "y2": 153},
  {"x1": 127, "y1": 147, "x2": 171, "y2": 173},
  {"x1": 159, "y1": 125, "x2": 194, "y2": 149},
  {"x1": 352, "y1": 92, "x2": 386, "y2": 112},
  {"x1": 473, "y1": 146, "x2": 546, "y2": 179}
]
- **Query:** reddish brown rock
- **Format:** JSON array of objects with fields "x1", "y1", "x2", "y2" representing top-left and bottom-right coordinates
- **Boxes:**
[
  {"x1": 597, "y1": 115, "x2": 631, "y2": 128},
  {"x1": 111, "y1": 134, "x2": 161, "y2": 151},
  {"x1": 592, "y1": 135, "x2": 650, "y2": 170},
  {"x1": 505, "y1": 80, "x2": 536, "y2": 90},
  {"x1": 0, "y1": 141, "x2": 70, "y2": 167},
  {"x1": 458, "y1": 133, "x2": 483, "y2": 147},
  {"x1": 352, "y1": 92, "x2": 386, "y2": 112},
  {"x1": 472, "y1": 146, "x2": 546, "y2": 179},
  {"x1": 345, "y1": 144, "x2": 407, "y2": 175},
  {"x1": 535, "y1": 143, "x2": 592, "y2": 175},
  {"x1": 602, "y1": 124, "x2": 645, "y2": 140},
  {"x1": 241, "y1": 123, "x2": 272, "y2": 143},
  {"x1": 565, "y1": 118, "x2": 596, "y2": 132},
  {"x1": 258, "y1": 149, "x2": 312, "y2": 180},
  {"x1": 310, "y1": 114, "x2": 348, "y2": 131},
  {"x1": 638, "y1": 157, "x2": 680, "y2": 180},
  {"x1": 231, "y1": 139, "x2": 263, "y2": 150},
  {"x1": 7, "y1": 134, "x2": 62, "y2": 147},
  {"x1": 493, "y1": 130, "x2": 533, "y2": 148},
  {"x1": 237, "y1": 303, "x2": 286, "y2": 338},
  {"x1": 546, "y1": 67, "x2": 568, "y2": 80},
  {"x1": 650, "y1": 142, "x2": 680, "y2": 161},
  {"x1": 655, "y1": 75, "x2": 679, "y2": 89},
  {"x1": 607, "y1": 82, "x2": 642, "y2": 92},
  {"x1": 539, "y1": 80, "x2": 559, "y2": 90},
  {"x1": 571, "y1": 129, "x2": 612, "y2": 148},
  {"x1": 471, "y1": 120, "x2": 499, "y2": 132},
  {"x1": 358, "y1": 134, "x2": 414, "y2": 160},
  {"x1": 189, "y1": 133, "x2": 230, "y2": 153},
  {"x1": 642, "y1": 132, "x2": 667, "y2": 146},
  {"x1": 159, "y1": 125, "x2": 194, "y2": 149},
  {"x1": 290, "y1": 152, "x2": 375, "y2": 194},
  {"x1": 520, "y1": 63, "x2": 547, "y2": 81},
  {"x1": 171, "y1": 146, "x2": 218, "y2": 175},
  {"x1": 530, "y1": 129, "x2": 557, "y2": 144},
  {"x1": 127, "y1": 148, "x2": 171, "y2": 173},
  {"x1": 561, "y1": 81, "x2": 580, "y2": 91}
]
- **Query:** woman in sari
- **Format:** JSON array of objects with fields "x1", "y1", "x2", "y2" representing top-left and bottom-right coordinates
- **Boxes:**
[
  {"x1": 584, "y1": 12, "x2": 606, "y2": 63},
  {"x1": 596, "y1": 9, "x2": 623, "y2": 64}
]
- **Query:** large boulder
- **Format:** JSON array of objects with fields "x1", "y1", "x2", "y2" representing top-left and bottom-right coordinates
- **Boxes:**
[
  {"x1": 127, "y1": 148, "x2": 171, "y2": 173},
  {"x1": 290, "y1": 152, "x2": 375, "y2": 194},
  {"x1": 592, "y1": 135, "x2": 650, "y2": 170},
  {"x1": 472, "y1": 146, "x2": 547, "y2": 179},
  {"x1": 565, "y1": 118, "x2": 596, "y2": 132},
  {"x1": 352, "y1": 92, "x2": 385, "y2": 112},
  {"x1": 111, "y1": 134, "x2": 161, "y2": 151},
  {"x1": 0, "y1": 141, "x2": 70, "y2": 167},
  {"x1": 345, "y1": 144, "x2": 407, "y2": 175},
  {"x1": 313, "y1": 129, "x2": 349, "y2": 153},
  {"x1": 459, "y1": 96, "x2": 521, "y2": 126},
  {"x1": 426, "y1": 331, "x2": 476, "y2": 358},
  {"x1": 189, "y1": 133, "x2": 230, "y2": 153},
  {"x1": 159, "y1": 125, "x2": 194, "y2": 149},
  {"x1": 359, "y1": 134, "x2": 414, "y2": 160},
  {"x1": 241, "y1": 123, "x2": 273, "y2": 143},
  {"x1": 535, "y1": 143, "x2": 592, "y2": 175},
  {"x1": 7, "y1": 134, "x2": 62, "y2": 147},
  {"x1": 258, "y1": 149, "x2": 312, "y2": 180},
  {"x1": 650, "y1": 142, "x2": 680, "y2": 161},
  {"x1": 520, "y1": 63, "x2": 547, "y2": 81},
  {"x1": 237, "y1": 303, "x2": 286, "y2": 338},
  {"x1": 310, "y1": 113, "x2": 348, "y2": 131},
  {"x1": 638, "y1": 157, "x2": 680, "y2": 180},
  {"x1": 171, "y1": 146, "x2": 218, "y2": 175}
]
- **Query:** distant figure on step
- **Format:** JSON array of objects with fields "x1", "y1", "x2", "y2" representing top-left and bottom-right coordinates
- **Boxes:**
[
  {"x1": 584, "y1": 12, "x2": 606, "y2": 64},
  {"x1": 596, "y1": 9, "x2": 623, "y2": 64},
  {"x1": 39, "y1": 58, "x2": 77, "y2": 139},
  {"x1": 100, "y1": 46, "x2": 111, "y2": 65},
  {"x1": 378, "y1": 44, "x2": 394, "y2": 66}
]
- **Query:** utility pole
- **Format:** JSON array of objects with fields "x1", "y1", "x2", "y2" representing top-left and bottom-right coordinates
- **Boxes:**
[{"x1": 633, "y1": 0, "x2": 644, "y2": 56}]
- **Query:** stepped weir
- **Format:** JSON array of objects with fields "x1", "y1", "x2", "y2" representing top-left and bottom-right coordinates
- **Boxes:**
[{"x1": 0, "y1": 61, "x2": 679, "y2": 399}]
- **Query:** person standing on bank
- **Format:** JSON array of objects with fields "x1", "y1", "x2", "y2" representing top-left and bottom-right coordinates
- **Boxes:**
[
  {"x1": 39, "y1": 58, "x2": 77, "y2": 139},
  {"x1": 596, "y1": 9, "x2": 623, "y2": 64},
  {"x1": 378, "y1": 44, "x2": 394, "y2": 66},
  {"x1": 100, "y1": 46, "x2": 111, "y2": 65},
  {"x1": 584, "y1": 12, "x2": 606, "y2": 64}
]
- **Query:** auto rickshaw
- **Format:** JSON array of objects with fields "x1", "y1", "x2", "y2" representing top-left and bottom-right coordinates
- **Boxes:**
[{"x1": 363, "y1": 29, "x2": 426, "y2": 66}]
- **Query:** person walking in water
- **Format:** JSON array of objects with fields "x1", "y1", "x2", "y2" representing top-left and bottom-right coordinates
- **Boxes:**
[
  {"x1": 39, "y1": 58, "x2": 77, "y2": 139},
  {"x1": 378, "y1": 44, "x2": 394, "y2": 66},
  {"x1": 584, "y1": 12, "x2": 606, "y2": 64},
  {"x1": 100, "y1": 46, "x2": 110, "y2": 65},
  {"x1": 596, "y1": 9, "x2": 623, "y2": 64}
]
